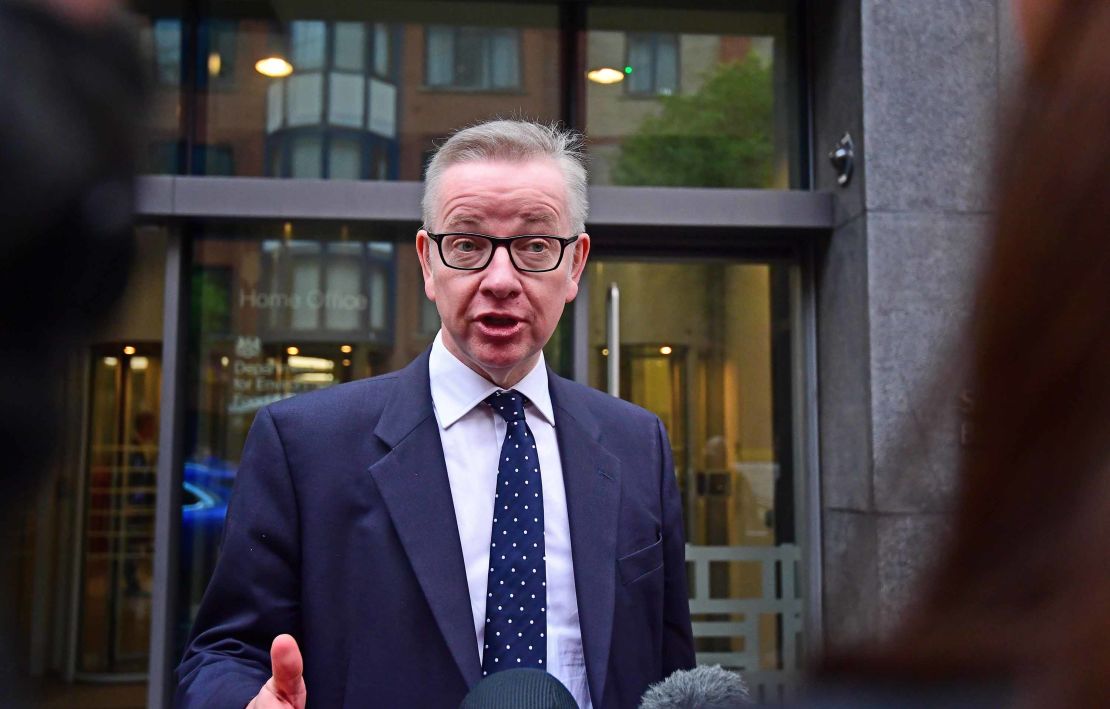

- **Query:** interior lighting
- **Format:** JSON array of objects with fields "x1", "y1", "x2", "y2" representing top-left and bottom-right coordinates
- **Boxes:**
[
  {"x1": 208, "y1": 52, "x2": 222, "y2": 76},
  {"x1": 286, "y1": 346, "x2": 299, "y2": 356},
  {"x1": 131, "y1": 356, "x2": 149, "y2": 371},
  {"x1": 123, "y1": 345, "x2": 136, "y2": 355},
  {"x1": 601, "y1": 348, "x2": 609, "y2": 357},
  {"x1": 103, "y1": 357, "x2": 119, "y2": 367},
  {"x1": 288, "y1": 355, "x2": 334, "y2": 371},
  {"x1": 255, "y1": 56, "x2": 293, "y2": 78},
  {"x1": 220, "y1": 356, "x2": 230, "y2": 367},
  {"x1": 659, "y1": 346, "x2": 673, "y2": 355},
  {"x1": 342, "y1": 359, "x2": 352, "y2": 367},
  {"x1": 586, "y1": 67, "x2": 625, "y2": 85},
  {"x1": 340, "y1": 344, "x2": 353, "y2": 354}
]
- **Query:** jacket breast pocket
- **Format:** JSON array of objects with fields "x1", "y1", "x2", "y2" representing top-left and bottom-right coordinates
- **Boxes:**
[{"x1": 617, "y1": 535, "x2": 663, "y2": 585}]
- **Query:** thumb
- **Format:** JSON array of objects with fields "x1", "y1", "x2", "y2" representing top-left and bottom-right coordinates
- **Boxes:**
[{"x1": 269, "y1": 634, "x2": 305, "y2": 702}]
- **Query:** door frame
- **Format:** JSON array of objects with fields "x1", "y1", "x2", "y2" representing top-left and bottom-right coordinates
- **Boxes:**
[{"x1": 573, "y1": 233, "x2": 823, "y2": 683}]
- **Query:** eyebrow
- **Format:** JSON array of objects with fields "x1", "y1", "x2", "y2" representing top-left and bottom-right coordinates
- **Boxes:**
[
  {"x1": 518, "y1": 213, "x2": 559, "y2": 231},
  {"x1": 442, "y1": 214, "x2": 484, "y2": 230},
  {"x1": 441, "y1": 213, "x2": 560, "y2": 232}
]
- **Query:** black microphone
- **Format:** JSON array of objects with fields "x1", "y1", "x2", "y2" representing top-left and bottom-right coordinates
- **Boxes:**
[
  {"x1": 640, "y1": 665, "x2": 752, "y2": 708},
  {"x1": 459, "y1": 668, "x2": 578, "y2": 709}
]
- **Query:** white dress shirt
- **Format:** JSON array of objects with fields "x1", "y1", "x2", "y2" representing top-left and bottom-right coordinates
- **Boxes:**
[{"x1": 429, "y1": 332, "x2": 591, "y2": 708}]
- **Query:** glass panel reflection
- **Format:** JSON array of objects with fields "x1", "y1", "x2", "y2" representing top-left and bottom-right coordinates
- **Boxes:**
[
  {"x1": 586, "y1": 7, "x2": 800, "y2": 188},
  {"x1": 588, "y1": 260, "x2": 801, "y2": 700},
  {"x1": 79, "y1": 346, "x2": 163, "y2": 675},
  {"x1": 135, "y1": 10, "x2": 185, "y2": 174},
  {"x1": 142, "y1": 2, "x2": 560, "y2": 180}
]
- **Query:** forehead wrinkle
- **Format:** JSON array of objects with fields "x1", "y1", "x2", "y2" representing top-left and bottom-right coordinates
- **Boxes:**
[{"x1": 437, "y1": 181, "x2": 567, "y2": 232}]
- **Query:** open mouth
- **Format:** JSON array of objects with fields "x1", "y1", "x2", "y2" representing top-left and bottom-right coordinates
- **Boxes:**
[{"x1": 480, "y1": 315, "x2": 518, "y2": 327}]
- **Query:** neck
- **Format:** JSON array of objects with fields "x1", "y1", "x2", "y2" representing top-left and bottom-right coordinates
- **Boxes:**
[
  {"x1": 465, "y1": 355, "x2": 538, "y2": 389},
  {"x1": 440, "y1": 336, "x2": 539, "y2": 389}
]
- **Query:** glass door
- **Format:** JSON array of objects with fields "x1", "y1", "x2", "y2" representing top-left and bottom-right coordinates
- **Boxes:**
[
  {"x1": 585, "y1": 259, "x2": 802, "y2": 701},
  {"x1": 77, "y1": 344, "x2": 162, "y2": 678}
]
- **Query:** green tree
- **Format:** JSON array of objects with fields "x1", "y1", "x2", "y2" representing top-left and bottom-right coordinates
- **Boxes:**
[{"x1": 612, "y1": 55, "x2": 775, "y2": 188}]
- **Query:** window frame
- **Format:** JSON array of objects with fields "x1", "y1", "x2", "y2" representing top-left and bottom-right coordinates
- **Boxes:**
[{"x1": 423, "y1": 25, "x2": 524, "y2": 92}]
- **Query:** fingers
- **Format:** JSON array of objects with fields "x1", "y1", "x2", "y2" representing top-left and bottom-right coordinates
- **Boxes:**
[
  {"x1": 245, "y1": 635, "x2": 307, "y2": 709},
  {"x1": 270, "y1": 634, "x2": 305, "y2": 696}
]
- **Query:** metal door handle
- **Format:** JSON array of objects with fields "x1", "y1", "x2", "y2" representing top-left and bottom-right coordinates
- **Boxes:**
[{"x1": 606, "y1": 283, "x2": 620, "y2": 398}]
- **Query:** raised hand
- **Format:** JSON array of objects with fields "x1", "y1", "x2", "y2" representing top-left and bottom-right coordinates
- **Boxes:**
[{"x1": 246, "y1": 635, "x2": 307, "y2": 709}]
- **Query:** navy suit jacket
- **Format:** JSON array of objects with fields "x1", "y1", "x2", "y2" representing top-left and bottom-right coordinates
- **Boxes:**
[{"x1": 176, "y1": 350, "x2": 694, "y2": 708}]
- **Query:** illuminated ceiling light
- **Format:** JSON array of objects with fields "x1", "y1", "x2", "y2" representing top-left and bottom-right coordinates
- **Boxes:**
[
  {"x1": 601, "y1": 348, "x2": 610, "y2": 357},
  {"x1": 342, "y1": 359, "x2": 352, "y2": 367},
  {"x1": 659, "y1": 346, "x2": 673, "y2": 355},
  {"x1": 282, "y1": 222, "x2": 293, "y2": 240},
  {"x1": 208, "y1": 52, "x2": 222, "y2": 76},
  {"x1": 255, "y1": 56, "x2": 293, "y2": 78},
  {"x1": 340, "y1": 344, "x2": 353, "y2": 354},
  {"x1": 288, "y1": 355, "x2": 334, "y2": 371},
  {"x1": 123, "y1": 345, "x2": 136, "y2": 355},
  {"x1": 286, "y1": 346, "x2": 299, "y2": 356},
  {"x1": 295, "y1": 372, "x2": 335, "y2": 384},
  {"x1": 586, "y1": 67, "x2": 625, "y2": 85},
  {"x1": 104, "y1": 357, "x2": 119, "y2": 367},
  {"x1": 220, "y1": 356, "x2": 230, "y2": 367},
  {"x1": 131, "y1": 356, "x2": 149, "y2": 371}
]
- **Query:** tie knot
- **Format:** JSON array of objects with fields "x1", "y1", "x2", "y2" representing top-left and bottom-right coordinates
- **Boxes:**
[{"x1": 485, "y1": 389, "x2": 528, "y2": 422}]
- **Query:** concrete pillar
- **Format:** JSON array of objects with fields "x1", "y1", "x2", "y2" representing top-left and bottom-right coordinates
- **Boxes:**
[{"x1": 811, "y1": 0, "x2": 1019, "y2": 648}]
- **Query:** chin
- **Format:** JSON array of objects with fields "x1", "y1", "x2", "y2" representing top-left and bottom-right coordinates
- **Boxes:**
[{"x1": 468, "y1": 343, "x2": 534, "y2": 375}]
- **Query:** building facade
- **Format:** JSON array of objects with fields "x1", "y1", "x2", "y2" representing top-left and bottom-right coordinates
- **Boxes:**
[{"x1": 9, "y1": 1, "x2": 1020, "y2": 706}]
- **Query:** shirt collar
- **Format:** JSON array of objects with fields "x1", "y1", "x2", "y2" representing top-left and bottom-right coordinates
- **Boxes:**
[{"x1": 428, "y1": 331, "x2": 555, "y2": 429}]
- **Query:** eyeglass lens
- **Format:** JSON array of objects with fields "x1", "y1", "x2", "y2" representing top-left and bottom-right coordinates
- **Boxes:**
[{"x1": 441, "y1": 234, "x2": 564, "y2": 271}]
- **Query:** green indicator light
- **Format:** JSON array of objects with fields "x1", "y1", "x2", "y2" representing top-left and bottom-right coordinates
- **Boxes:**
[{"x1": 624, "y1": 66, "x2": 633, "y2": 74}]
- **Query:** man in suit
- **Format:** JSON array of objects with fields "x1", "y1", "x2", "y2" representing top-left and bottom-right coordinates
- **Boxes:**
[{"x1": 176, "y1": 120, "x2": 695, "y2": 708}]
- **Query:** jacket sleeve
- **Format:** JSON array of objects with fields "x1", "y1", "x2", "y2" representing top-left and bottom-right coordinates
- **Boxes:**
[
  {"x1": 175, "y1": 407, "x2": 302, "y2": 708},
  {"x1": 656, "y1": 417, "x2": 696, "y2": 676}
]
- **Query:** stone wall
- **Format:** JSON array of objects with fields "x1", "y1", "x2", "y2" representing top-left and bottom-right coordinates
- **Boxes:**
[{"x1": 811, "y1": 0, "x2": 1021, "y2": 648}]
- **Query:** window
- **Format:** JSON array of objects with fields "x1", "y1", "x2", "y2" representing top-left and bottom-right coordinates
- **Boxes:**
[
  {"x1": 152, "y1": 19, "x2": 182, "y2": 86},
  {"x1": 373, "y1": 23, "x2": 391, "y2": 78},
  {"x1": 425, "y1": 26, "x2": 521, "y2": 90},
  {"x1": 201, "y1": 19, "x2": 237, "y2": 88},
  {"x1": 290, "y1": 20, "x2": 326, "y2": 71},
  {"x1": 625, "y1": 33, "x2": 679, "y2": 96},
  {"x1": 333, "y1": 22, "x2": 365, "y2": 72}
]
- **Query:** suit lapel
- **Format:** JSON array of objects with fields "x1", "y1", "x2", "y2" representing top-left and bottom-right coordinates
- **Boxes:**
[
  {"x1": 367, "y1": 351, "x2": 482, "y2": 688},
  {"x1": 549, "y1": 374, "x2": 621, "y2": 708}
]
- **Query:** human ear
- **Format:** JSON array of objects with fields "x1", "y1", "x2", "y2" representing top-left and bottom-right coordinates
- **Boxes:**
[
  {"x1": 569, "y1": 233, "x2": 590, "y2": 283},
  {"x1": 565, "y1": 233, "x2": 590, "y2": 303},
  {"x1": 416, "y1": 230, "x2": 436, "y2": 301}
]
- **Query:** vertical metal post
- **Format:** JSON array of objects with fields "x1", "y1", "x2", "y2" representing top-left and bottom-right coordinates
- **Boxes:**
[
  {"x1": 793, "y1": 243, "x2": 823, "y2": 663},
  {"x1": 606, "y1": 283, "x2": 620, "y2": 398},
  {"x1": 147, "y1": 227, "x2": 189, "y2": 709},
  {"x1": 572, "y1": 270, "x2": 590, "y2": 384},
  {"x1": 64, "y1": 352, "x2": 93, "y2": 682},
  {"x1": 558, "y1": 1, "x2": 587, "y2": 131}
]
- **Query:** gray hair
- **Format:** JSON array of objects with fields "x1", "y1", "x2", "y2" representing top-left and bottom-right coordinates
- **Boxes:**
[{"x1": 421, "y1": 120, "x2": 589, "y2": 234}]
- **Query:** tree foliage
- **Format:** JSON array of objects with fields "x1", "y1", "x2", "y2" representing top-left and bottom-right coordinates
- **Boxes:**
[{"x1": 612, "y1": 55, "x2": 775, "y2": 188}]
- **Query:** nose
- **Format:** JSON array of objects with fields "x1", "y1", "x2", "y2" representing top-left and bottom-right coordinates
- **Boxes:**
[{"x1": 479, "y1": 243, "x2": 523, "y2": 299}]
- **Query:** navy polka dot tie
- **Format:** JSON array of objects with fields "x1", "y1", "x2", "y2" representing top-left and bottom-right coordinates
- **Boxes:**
[{"x1": 481, "y1": 390, "x2": 546, "y2": 676}]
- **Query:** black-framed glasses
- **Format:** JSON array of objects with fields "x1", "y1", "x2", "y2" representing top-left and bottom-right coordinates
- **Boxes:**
[{"x1": 426, "y1": 231, "x2": 580, "y2": 273}]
